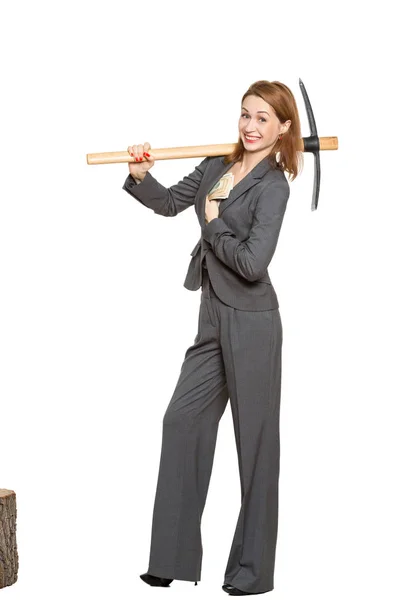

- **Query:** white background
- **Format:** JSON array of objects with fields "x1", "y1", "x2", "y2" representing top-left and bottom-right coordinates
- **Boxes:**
[{"x1": 1, "y1": 1, "x2": 399, "y2": 598}]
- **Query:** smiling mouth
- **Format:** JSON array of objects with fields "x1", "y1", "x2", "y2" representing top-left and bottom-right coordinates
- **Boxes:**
[{"x1": 244, "y1": 134, "x2": 261, "y2": 141}]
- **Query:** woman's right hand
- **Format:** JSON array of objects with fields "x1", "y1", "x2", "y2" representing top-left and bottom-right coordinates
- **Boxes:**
[{"x1": 127, "y1": 142, "x2": 155, "y2": 179}]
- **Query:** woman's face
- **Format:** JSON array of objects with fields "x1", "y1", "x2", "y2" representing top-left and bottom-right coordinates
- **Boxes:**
[{"x1": 239, "y1": 94, "x2": 290, "y2": 156}]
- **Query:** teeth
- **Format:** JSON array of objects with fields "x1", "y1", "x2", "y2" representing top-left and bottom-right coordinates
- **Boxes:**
[{"x1": 245, "y1": 135, "x2": 260, "y2": 140}]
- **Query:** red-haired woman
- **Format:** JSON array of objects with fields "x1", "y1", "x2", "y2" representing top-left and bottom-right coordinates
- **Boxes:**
[{"x1": 123, "y1": 80, "x2": 303, "y2": 596}]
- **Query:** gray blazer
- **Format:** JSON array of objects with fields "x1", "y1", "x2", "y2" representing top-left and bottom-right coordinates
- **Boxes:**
[{"x1": 122, "y1": 155, "x2": 290, "y2": 311}]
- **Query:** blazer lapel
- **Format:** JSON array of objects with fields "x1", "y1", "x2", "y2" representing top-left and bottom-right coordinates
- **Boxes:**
[
  {"x1": 219, "y1": 157, "x2": 272, "y2": 217},
  {"x1": 198, "y1": 157, "x2": 235, "y2": 227},
  {"x1": 197, "y1": 155, "x2": 273, "y2": 264},
  {"x1": 198, "y1": 156, "x2": 273, "y2": 225}
]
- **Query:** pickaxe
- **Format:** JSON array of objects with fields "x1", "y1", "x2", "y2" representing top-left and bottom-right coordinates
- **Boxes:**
[{"x1": 86, "y1": 78, "x2": 338, "y2": 210}]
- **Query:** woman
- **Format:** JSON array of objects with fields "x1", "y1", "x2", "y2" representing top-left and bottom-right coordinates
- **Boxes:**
[{"x1": 122, "y1": 80, "x2": 303, "y2": 596}]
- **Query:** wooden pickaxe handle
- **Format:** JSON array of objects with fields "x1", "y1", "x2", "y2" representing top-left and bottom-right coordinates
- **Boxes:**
[{"x1": 86, "y1": 137, "x2": 338, "y2": 165}]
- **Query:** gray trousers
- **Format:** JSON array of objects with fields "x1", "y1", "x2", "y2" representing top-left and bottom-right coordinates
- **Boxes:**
[{"x1": 146, "y1": 267, "x2": 283, "y2": 593}]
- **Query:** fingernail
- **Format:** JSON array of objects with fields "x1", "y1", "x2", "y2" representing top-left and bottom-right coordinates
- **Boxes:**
[
  {"x1": 144, "y1": 152, "x2": 150, "y2": 157},
  {"x1": 140, "y1": 157, "x2": 143, "y2": 161}
]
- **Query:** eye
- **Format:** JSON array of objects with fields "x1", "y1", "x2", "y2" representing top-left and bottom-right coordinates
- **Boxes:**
[{"x1": 240, "y1": 113, "x2": 266, "y2": 123}]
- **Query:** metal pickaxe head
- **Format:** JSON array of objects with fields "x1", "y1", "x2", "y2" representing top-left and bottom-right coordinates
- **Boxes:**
[{"x1": 298, "y1": 78, "x2": 325, "y2": 211}]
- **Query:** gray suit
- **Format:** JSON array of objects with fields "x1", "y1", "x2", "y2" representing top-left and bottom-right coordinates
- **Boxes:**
[
  {"x1": 122, "y1": 156, "x2": 289, "y2": 593},
  {"x1": 122, "y1": 155, "x2": 289, "y2": 310}
]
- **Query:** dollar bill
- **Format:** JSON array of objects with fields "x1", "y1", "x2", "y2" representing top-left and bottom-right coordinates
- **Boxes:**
[{"x1": 207, "y1": 172, "x2": 234, "y2": 202}]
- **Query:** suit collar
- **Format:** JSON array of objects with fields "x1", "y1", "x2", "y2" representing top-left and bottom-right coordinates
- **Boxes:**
[
  {"x1": 204, "y1": 155, "x2": 273, "y2": 218},
  {"x1": 196, "y1": 155, "x2": 276, "y2": 261}
]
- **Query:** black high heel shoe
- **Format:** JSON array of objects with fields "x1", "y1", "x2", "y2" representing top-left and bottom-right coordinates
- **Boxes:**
[
  {"x1": 227, "y1": 585, "x2": 269, "y2": 595},
  {"x1": 140, "y1": 573, "x2": 198, "y2": 587},
  {"x1": 140, "y1": 573, "x2": 174, "y2": 587},
  {"x1": 222, "y1": 583, "x2": 236, "y2": 593}
]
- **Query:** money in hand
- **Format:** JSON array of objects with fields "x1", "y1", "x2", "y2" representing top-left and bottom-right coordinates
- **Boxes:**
[{"x1": 207, "y1": 172, "x2": 234, "y2": 202}]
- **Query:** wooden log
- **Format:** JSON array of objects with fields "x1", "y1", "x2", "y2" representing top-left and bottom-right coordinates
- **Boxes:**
[{"x1": 0, "y1": 489, "x2": 19, "y2": 588}]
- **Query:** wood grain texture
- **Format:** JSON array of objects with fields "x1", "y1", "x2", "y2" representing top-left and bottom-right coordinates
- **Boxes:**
[{"x1": 0, "y1": 489, "x2": 18, "y2": 588}]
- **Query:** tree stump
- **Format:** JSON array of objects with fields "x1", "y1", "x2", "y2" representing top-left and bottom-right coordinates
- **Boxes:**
[{"x1": 0, "y1": 489, "x2": 18, "y2": 588}]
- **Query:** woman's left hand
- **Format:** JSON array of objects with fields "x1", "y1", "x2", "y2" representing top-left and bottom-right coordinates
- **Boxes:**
[{"x1": 205, "y1": 195, "x2": 219, "y2": 224}]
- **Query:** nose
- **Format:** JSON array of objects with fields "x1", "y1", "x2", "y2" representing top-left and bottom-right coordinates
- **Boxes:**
[{"x1": 243, "y1": 117, "x2": 259, "y2": 132}]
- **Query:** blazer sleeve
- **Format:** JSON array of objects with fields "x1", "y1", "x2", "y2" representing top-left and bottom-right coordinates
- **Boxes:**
[
  {"x1": 122, "y1": 157, "x2": 209, "y2": 217},
  {"x1": 201, "y1": 177, "x2": 290, "y2": 282}
]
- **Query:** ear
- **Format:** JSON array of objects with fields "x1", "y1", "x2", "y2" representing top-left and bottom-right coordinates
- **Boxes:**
[{"x1": 283, "y1": 119, "x2": 291, "y2": 134}]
